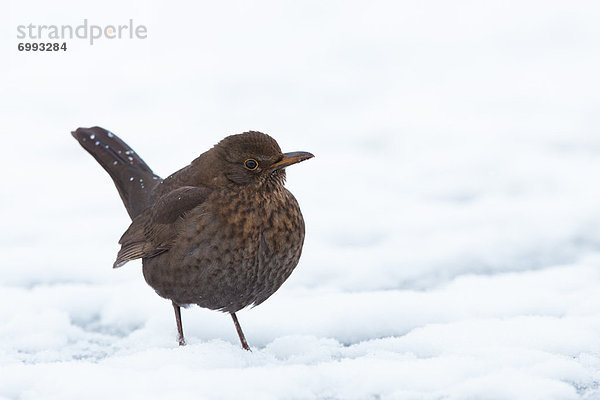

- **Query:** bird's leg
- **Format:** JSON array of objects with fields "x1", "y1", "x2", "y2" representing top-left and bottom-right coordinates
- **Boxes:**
[
  {"x1": 230, "y1": 312, "x2": 250, "y2": 351},
  {"x1": 172, "y1": 301, "x2": 186, "y2": 346}
]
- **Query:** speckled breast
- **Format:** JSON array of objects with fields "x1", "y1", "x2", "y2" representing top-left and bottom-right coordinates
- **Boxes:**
[{"x1": 142, "y1": 185, "x2": 305, "y2": 313}]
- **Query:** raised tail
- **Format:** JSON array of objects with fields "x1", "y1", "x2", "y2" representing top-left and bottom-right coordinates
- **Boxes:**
[{"x1": 71, "y1": 126, "x2": 162, "y2": 220}]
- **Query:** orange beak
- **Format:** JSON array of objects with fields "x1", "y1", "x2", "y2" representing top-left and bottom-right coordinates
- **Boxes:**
[{"x1": 269, "y1": 151, "x2": 315, "y2": 171}]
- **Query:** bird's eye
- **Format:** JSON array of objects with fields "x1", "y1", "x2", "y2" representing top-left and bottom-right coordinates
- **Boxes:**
[{"x1": 244, "y1": 159, "x2": 258, "y2": 170}]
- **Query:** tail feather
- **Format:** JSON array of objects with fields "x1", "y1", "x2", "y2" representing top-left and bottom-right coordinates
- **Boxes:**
[{"x1": 72, "y1": 126, "x2": 162, "y2": 219}]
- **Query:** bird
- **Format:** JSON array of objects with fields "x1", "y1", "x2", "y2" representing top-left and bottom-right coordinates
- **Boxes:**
[{"x1": 71, "y1": 126, "x2": 313, "y2": 350}]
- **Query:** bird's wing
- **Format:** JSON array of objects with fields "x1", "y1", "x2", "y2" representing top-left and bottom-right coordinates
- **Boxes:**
[{"x1": 113, "y1": 186, "x2": 211, "y2": 268}]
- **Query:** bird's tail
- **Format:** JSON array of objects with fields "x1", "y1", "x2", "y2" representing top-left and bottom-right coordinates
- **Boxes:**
[{"x1": 71, "y1": 126, "x2": 162, "y2": 220}]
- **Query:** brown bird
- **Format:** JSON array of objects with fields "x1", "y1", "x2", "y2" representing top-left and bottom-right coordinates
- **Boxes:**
[{"x1": 71, "y1": 127, "x2": 313, "y2": 350}]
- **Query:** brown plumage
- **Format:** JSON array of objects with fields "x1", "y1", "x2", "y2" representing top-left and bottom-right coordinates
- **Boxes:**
[{"x1": 71, "y1": 127, "x2": 313, "y2": 349}]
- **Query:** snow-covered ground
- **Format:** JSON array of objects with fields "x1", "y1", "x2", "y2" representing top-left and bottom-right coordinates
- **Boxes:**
[{"x1": 2, "y1": 1, "x2": 600, "y2": 398}]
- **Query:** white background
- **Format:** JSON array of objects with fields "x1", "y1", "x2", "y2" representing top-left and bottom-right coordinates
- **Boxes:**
[{"x1": 2, "y1": 1, "x2": 600, "y2": 399}]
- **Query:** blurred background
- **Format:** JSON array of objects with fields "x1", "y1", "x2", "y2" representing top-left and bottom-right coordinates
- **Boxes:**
[{"x1": 2, "y1": 0, "x2": 599, "y2": 290}]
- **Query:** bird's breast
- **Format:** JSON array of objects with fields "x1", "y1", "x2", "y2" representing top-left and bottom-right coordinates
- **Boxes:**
[{"x1": 153, "y1": 185, "x2": 305, "y2": 312}]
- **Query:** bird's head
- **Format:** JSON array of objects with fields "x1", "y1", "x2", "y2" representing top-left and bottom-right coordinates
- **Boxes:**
[{"x1": 210, "y1": 131, "x2": 314, "y2": 188}]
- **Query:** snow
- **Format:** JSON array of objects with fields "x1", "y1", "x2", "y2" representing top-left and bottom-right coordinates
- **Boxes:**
[{"x1": 2, "y1": 0, "x2": 600, "y2": 399}]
